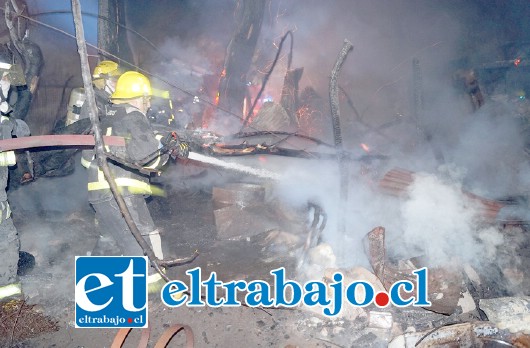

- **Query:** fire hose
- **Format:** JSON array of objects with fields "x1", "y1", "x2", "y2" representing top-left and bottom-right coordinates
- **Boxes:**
[
  {"x1": 0, "y1": 134, "x2": 282, "y2": 180},
  {"x1": 0, "y1": 134, "x2": 125, "y2": 151},
  {"x1": 111, "y1": 323, "x2": 194, "y2": 348}
]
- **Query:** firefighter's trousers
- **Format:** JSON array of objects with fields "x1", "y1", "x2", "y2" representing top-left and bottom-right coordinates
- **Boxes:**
[
  {"x1": 91, "y1": 195, "x2": 164, "y2": 258},
  {"x1": 0, "y1": 216, "x2": 21, "y2": 298}
]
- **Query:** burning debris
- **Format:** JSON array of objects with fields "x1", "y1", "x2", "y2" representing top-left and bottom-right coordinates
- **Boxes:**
[
  {"x1": 364, "y1": 227, "x2": 466, "y2": 315},
  {"x1": 0, "y1": 0, "x2": 529, "y2": 346}
]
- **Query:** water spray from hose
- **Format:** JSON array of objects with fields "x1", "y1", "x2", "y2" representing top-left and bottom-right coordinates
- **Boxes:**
[{"x1": 187, "y1": 151, "x2": 281, "y2": 180}]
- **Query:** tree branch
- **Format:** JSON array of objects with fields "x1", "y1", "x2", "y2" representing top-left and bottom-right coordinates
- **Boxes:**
[{"x1": 71, "y1": 0, "x2": 196, "y2": 281}]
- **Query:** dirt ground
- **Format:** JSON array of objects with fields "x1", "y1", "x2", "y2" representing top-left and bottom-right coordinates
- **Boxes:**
[
  {"x1": 2, "y1": 154, "x2": 528, "y2": 347},
  {"x1": 6, "y1": 157, "x2": 375, "y2": 348},
  {"x1": 0, "y1": 158, "x2": 384, "y2": 347}
]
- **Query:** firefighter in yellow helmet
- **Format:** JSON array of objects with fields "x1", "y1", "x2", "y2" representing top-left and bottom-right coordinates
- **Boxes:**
[
  {"x1": 81, "y1": 71, "x2": 189, "y2": 293},
  {"x1": 92, "y1": 60, "x2": 122, "y2": 91},
  {"x1": 67, "y1": 60, "x2": 123, "y2": 126}
]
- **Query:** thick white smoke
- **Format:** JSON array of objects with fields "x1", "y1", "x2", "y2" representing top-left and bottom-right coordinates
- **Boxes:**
[
  {"x1": 247, "y1": 1, "x2": 530, "y2": 281},
  {"x1": 127, "y1": 1, "x2": 529, "y2": 280},
  {"x1": 398, "y1": 173, "x2": 503, "y2": 267}
]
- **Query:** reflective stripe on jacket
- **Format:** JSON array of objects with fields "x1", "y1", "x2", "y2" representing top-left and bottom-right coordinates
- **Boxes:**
[
  {"x1": 0, "y1": 200, "x2": 11, "y2": 220},
  {"x1": 0, "y1": 282, "x2": 22, "y2": 300},
  {"x1": 83, "y1": 104, "x2": 167, "y2": 203}
]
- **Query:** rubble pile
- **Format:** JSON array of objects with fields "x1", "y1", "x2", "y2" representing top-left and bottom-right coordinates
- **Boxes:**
[
  {"x1": 0, "y1": 299, "x2": 58, "y2": 345},
  {"x1": 1, "y1": 1, "x2": 530, "y2": 346}
]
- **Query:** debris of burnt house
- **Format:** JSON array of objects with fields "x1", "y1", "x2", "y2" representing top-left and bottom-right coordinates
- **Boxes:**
[
  {"x1": 217, "y1": 0, "x2": 265, "y2": 120},
  {"x1": 297, "y1": 86, "x2": 329, "y2": 139},
  {"x1": 1, "y1": 1, "x2": 530, "y2": 347},
  {"x1": 364, "y1": 226, "x2": 466, "y2": 315}
]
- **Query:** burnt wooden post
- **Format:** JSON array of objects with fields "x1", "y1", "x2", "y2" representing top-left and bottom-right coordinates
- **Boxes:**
[
  {"x1": 97, "y1": 0, "x2": 133, "y2": 64},
  {"x1": 218, "y1": 0, "x2": 265, "y2": 118},
  {"x1": 240, "y1": 30, "x2": 293, "y2": 130},
  {"x1": 329, "y1": 39, "x2": 353, "y2": 237},
  {"x1": 280, "y1": 67, "x2": 304, "y2": 128}
]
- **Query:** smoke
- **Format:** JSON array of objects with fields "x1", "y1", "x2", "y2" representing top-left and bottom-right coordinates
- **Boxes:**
[
  {"x1": 245, "y1": 1, "x2": 530, "y2": 279},
  {"x1": 148, "y1": 38, "x2": 214, "y2": 94},
  {"x1": 255, "y1": 1, "x2": 464, "y2": 122},
  {"x1": 9, "y1": 154, "x2": 89, "y2": 216},
  {"x1": 397, "y1": 173, "x2": 502, "y2": 267},
  {"x1": 8, "y1": 154, "x2": 96, "y2": 311},
  {"x1": 115, "y1": 1, "x2": 530, "y2": 283},
  {"x1": 443, "y1": 103, "x2": 530, "y2": 198}
]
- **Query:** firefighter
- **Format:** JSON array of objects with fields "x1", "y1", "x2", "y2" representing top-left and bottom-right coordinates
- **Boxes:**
[
  {"x1": 0, "y1": 69, "x2": 31, "y2": 302},
  {"x1": 67, "y1": 60, "x2": 123, "y2": 126},
  {"x1": 0, "y1": 49, "x2": 34, "y2": 184},
  {"x1": 81, "y1": 71, "x2": 189, "y2": 292}
]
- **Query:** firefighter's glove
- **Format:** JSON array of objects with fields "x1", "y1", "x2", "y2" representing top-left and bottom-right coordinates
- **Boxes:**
[
  {"x1": 161, "y1": 132, "x2": 179, "y2": 148},
  {"x1": 0, "y1": 102, "x2": 9, "y2": 114},
  {"x1": 172, "y1": 141, "x2": 190, "y2": 160},
  {"x1": 162, "y1": 132, "x2": 190, "y2": 159}
]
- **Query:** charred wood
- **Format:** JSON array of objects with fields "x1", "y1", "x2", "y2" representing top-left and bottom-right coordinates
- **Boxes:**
[
  {"x1": 297, "y1": 202, "x2": 327, "y2": 270},
  {"x1": 241, "y1": 30, "x2": 293, "y2": 129},
  {"x1": 280, "y1": 67, "x2": 303, "y2": 128},
  {"x1": 297, "y1": 87, "x2": 330, "y2": 140},
  {"x1": 363, "y1": 226, "x2": 465, "y2": 315},
  {"x1": 208, "y1": 142, "x2": 388, "y2": 163},
  {"x1": 233, "y1": 131, "x2": 333, "y2": 147},
  {"x1": 97, "y1": 0, "x2": 133, "y2": 65},
  {"x1": 219, "y1": 0, "x2": 265, "y2": 118},
  {"x1": 245, "y1": 102, "x2": 295, "y2": 132},
  {"x1": 329, "y1": 39, "x2": 353, "y2": 235}
]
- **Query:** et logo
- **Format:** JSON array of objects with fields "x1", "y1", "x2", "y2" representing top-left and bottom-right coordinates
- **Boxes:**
[{"x1": 75, "y1": 256, "x2": 148, "y2": 328}]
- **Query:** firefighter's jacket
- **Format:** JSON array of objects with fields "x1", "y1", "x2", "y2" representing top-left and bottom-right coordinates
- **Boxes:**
[
  {"x1": 0, "y1": 115, "x2": 30, "y2": 219},
  {"x1": 79, "y1": 88, "x2": 111, "y2": 121},
  {"x1": 81, "y1": 103, "x2": 167, "y2": 204}
]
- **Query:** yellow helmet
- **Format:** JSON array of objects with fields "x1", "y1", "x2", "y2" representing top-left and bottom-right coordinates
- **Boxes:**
[
  {"x1": 111, "y1": 71, "x2": 152, "y2": 100},
  {"x1": 92, "y1": 60, "x2": 121, "y2": 80}
]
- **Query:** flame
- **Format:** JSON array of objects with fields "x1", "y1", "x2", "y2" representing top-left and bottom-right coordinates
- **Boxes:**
[
  {"x1": 360, "y1": 143, "x2": 370, "y2": 152},
  {"x1": 214, "y1": 91, "x2": 220, "y2": 105},
  {"x1": 296, "y1": 106, "x2": 320, "y2": 136}
]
